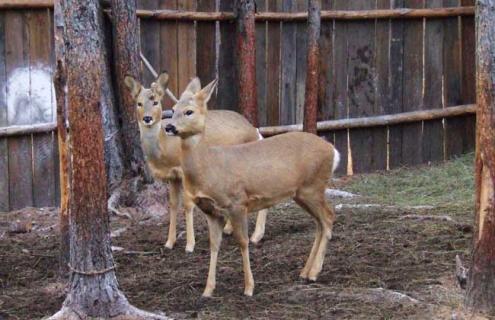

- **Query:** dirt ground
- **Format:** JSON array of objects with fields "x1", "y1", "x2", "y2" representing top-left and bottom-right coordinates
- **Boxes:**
[{"x1": 0, "y1": 158, "x2": 486, "y2": 319}]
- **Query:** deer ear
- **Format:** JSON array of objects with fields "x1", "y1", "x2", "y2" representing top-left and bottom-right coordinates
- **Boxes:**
[
  {"x1": 195, "y1": 79, "x2": 217, "y2": 108},
  {"x1": 124, "y1": 75, "x2": 142, "y2": 99},
  {"x1": 184, "y1": 77, "x2": 201, "y2": 94},
  {"x1": 152, "y1": 72, "x2": 169, "y2": 97}
]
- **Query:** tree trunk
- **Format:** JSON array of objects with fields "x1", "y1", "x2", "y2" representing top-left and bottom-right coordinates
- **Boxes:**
[
  {"x1": 111, "y1": 0, "x2": 146, "y2": 176},
  {"x1": 49, "y1": 1, "x2": 166, "y2": 318},
  {"x1": 303, "y1": 0, "x2": 320, "y2": 134},
  {"x1": 236, "y1": 0, "x2": 258, "y2": 126},
  {"x1": 465, "y1": 0, "x2": 495, "y2": 315}
]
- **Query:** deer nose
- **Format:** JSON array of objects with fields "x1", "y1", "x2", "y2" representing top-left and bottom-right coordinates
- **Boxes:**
[
  {"x1": 165, "y1": 124, "x2": 178, "y2": 135},
  {"x1": 143, "y1": 116, "x2": 153, "y2": 124}
]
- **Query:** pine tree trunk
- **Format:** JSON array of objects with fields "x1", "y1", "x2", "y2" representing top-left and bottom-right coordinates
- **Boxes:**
[
  {"x1": 465, "y1": 0, "x2": 495, "y2": 315},
  {"x1": 50, "y1": 1, "x2": 166, "y2": 318}
]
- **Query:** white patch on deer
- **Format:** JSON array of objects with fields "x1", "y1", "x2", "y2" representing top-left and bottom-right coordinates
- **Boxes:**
[
  {"x1": 6, "y1": 66, "x2": 55, "y2": 125},
  {"x1": 257, "y1": 128, "x2": 263, "y2": 141}
]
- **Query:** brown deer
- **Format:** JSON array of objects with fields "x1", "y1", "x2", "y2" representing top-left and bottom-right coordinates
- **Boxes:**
[
  {"x1": 124, "y1": 73, "x2": 268, "y2": 253},
  {"x1": 165, "y1": 78, "x2": 340, "y2": 297}
]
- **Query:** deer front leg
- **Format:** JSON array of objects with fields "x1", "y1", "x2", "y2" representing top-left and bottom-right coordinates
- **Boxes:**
[
  {"x1": 183, "y1": 192, "x2": 196, "y2": 253},
  {"x1": 203, "y1": 214, "x2": 223, "y2": 297},
  {"x1": 165, "y1": 180, "x2": 181, "y2": 249},
  {"x1": 230, "y1": 209, "x2": 254, "y2": 296},
  {"x1": 250, "y1": 209, "x2": 268, "y2": 244}
]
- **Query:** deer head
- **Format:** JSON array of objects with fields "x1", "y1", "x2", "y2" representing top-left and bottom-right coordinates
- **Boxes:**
[{"x1": 124, "y1": 72, "x2": 169, "y2": 127}]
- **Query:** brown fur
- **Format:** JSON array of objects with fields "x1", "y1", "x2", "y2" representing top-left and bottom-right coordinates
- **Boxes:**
[
  {"x1": 168, "y1": 79, "x2": 339, "y2": 297},
  {"x1": 125, "y1": 74, "x2": 268, "y2": 253}
]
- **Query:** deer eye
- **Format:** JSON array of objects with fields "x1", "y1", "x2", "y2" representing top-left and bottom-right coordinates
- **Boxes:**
[
  {"x1": 185, "y1": 110, "x2": 194, "y2": 116},
  {"x1": 153, "y1": 101, "x2": 159, "y2": 106},
  {"x1": 137, "y1": 102, "x2": 143, "y2": 107}
]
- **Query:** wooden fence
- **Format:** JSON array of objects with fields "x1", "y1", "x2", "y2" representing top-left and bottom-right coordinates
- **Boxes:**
[{"x1": 0, "y1": 0, "x2": 477, "y2": 211}]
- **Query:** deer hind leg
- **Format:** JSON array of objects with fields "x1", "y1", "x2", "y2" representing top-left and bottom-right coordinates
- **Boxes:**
[
  {"x1": 183, "y1": 191, "x2": 196, "y2": 253},
  {"x1": 203, "y1": 214, "x2": 224, "y2": 297},
  {"x1": 295, "y1": 189, "x2": 334, "y2": 281},
  {"x1": 250, "y1": 209, "x2": 268, "y2": 244},
  {"x1": 165, "y1": 180, "x2": 181, "y2": 249},
  {"x1": 230, "y1": 208, "x2": 255, "y2": 296}
]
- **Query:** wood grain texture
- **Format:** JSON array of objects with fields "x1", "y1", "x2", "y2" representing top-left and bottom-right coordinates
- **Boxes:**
[
  {"x1": 0, "y1": 12, "x2": 8, "y2": 211},
  {"x1": 159, "y1": 0, "x2": 178, "y2": 107},
  {"x1": 196, "y1": 0, "x2": 217, "y2": 107},
  {"x1": 255, "y1": 0, "x2": 267, "y2": 125},
  {"x1": 5, "y1": 11, "x2": 33, "y2": 210},
  {"x1": 139, "y1": 0, "x2": 160, "y2": 86},
  {"x1": 265, "y1": 0, "x2": 280, "y2": 125},
  {"x1": 295, "y1": 0, "x2": 307, "y2": 125},
  {"x1": 177, "y1": 0, "x2": 196, "y2": 94},
  {"x1": 279, "y1": 0, "x2": 297, "y2": 125},
  {"x1": 422, "y1": 0, "x2": 445, "y2": 163},
  {"x1": 28, "y1": 9, "x2": 56, "y2": 207}
]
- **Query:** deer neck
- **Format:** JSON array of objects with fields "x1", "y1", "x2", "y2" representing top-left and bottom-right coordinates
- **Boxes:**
[{"x1": 139, "y1": 122, "x2": 169, "y2": 161}]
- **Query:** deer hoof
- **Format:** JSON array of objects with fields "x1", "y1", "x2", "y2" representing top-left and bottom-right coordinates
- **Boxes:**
[
  {"x1": 185, "y1": 244, "x2": 195, "y2": 253},
  {"x1": 165, "y1": 240, "x2": 175, "y2": 250}
]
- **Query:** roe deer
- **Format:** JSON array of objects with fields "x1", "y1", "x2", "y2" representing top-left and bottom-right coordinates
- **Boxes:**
[
  {"x1": 165, "y1": 79, "x2": 340, "y2": 297},
  {"x1": 124, "y1": 73, "x2": 268, "y2": 253}
]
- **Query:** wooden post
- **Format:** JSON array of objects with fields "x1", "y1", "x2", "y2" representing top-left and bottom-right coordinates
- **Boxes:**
[
  {"x1": 110, "y1": 0, "x2": 146, "y2": 176},
  {"x1": 53, "y1": 0, "x2": 69, "y2": 278},
  {"x1": 465, "y1": 0, "x2": 495, "y2": 314},
  {"x1": 236, "y1": 0, "x2": 258, "y2": 126},
  {"x1": 303, "y1": 0, "x2": 321, "y2": 134}
]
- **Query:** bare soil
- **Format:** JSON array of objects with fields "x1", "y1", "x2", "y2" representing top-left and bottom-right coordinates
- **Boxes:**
[{"x1": 0, "y1": 190, "x2": 481, "y2": 320}]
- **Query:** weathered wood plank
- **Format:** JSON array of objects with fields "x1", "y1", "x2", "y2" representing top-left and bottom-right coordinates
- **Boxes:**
[
  {"x1": 347, "y1": 0, "x2": 376, "y2": 174},
  {"x1": 279, "y1": 0, "x2": 297, "y2": 125},
  {"x1": 0, "y1": 12, "x2": 8, "y2": 211},
  {"x1": 139, "y1": 0, "x2": 160, "y2": 86},
  {"x1": 318, "y1": 0, "x2": 333, "y2": 122},
  {"x1": 265, "y1": 0, "x2": 280, "y2": 125},
  {"x1": 255, "y1": 0, "x2": 267, "y2": 125},
  {"x1": 400, "y1": 0, "x2": 424, "y2": 167},
  {"x1": 177, "y1": 0, "x2": 196, "y2": 94},
  {"x1": 217, "y1": 0, "x2": 237, "y2": 111},
  {"x1": 388, "y1": 0, "x2": 405, "y2": 169},
  {"x1": 197, "y1": 0, "x2": 217, "y2": 107},
  {"x1": 5, "y1": 11, "x2": 33, "y2": 210},
  {"x1": 422, "y1": 0, "x2": 444, "y2": 163},
  {"x1": 443, "y1": 0, "x2": 464, "y2": 159},
  {"x1": 28, "y1": 9, "x2": 56, "y2": 207},
  {"x1": 159, "y1": 0, "x2": 178, "y2": 107},
  {"x1": 295, "y1": 0, "x2": 307, "y2": 125}
]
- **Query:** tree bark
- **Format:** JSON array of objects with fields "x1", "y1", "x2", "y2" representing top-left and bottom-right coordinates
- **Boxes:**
[
  {"x1": 465, "y1": 0, "x2": 495, "y2": 315},
  {"x1": 110, "y1": 0, "x2": 146, "y2": 176},
  {"x1": 303, "y1": 0, "x2": 320, "y2": 134},
  {"x1": 49, "y1": 1, "x2": 166, "y2": 318},
  {"x1": 236, "y1": 0, "x2": 258, "y2": 126}
]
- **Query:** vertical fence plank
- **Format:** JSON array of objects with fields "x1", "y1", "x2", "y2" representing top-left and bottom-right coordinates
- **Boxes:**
[
  {"x1": 460, "y1": 0, "x2": 476, "y2": 153},
  {"x1": 372, "y1": 0, "x2": 390, "y2": 172},
  {"x1": 279, "y1": 0, "x2": 297, "y2": 125},
  {"x1": 217, "y1": 0, "x2": 237, "y2": 111},
  {"x1": 197, "y1": 0, "x2": 217, "y2": 107},
  {"x1": 318, "y1": 0, "x2": 333, "y2": 123},
  {"x1": 388, "y1": 0, "x2": 405, "y2": 169},
  {"x1": 295, "y1": 0, "x2": 308, "y2": 125},
  {"x1": 423, "y1": 0, "x2": 445, "y2": 163},
  {"x1": 28, "y1": 9, "x2": 56, "y2": 207},
  {"x1": 347, "y1": 1, "x2": 377, "y2": 174},
  {"x1": 444, "y1": 0, "x2": 464, "y2": 159},
  {"x1": 265, "y1": 0, "x2": 280, "y2": 125},
  {"x1": 255, "y1": 0, "x2": 267, "y2": 126},
  {"x1": 177, "y1": 0, "x2": 196, "y2": 94},
  {"x1": 159, "y1": 0, "x2": 178, "y2": 107},
  {"x1": 140, "y1": 0, "x2": 160, "y2": 86},
  {"x1": 400, "y1": 0, "x2": 424, "y2": 166},
  {"x1": 331, "y1": 0, "x2": 349, "y2": 175},
  {"x1": 5, "y1": 11, "x2": 33, "y2": 210},
  {"x1": 0, "y1": 12, "x2": 8, "y2": 211}
]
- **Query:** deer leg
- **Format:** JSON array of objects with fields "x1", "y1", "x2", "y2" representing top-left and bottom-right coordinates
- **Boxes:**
[
  {"x1": 183, "y1": 192, "x2": 196, "y2": 253},
  {"x1": 250, "y1": 209, "x2": 268, "y2": 244},
  {"x1": 230, "y1": 209, "x2": 255, "y2": 296},
  {"x1": 223, "y1": 218, "x2": 233, "y2": 235},
  {"x1": 165, "y1": 180, "x2": 181, "y2": 249},
  {"x1": 307, "y1": 201, "x2": 335, "y2": 280},
  {"x1": 203, "y1": 214, "x2": 223, "y2": 297}
]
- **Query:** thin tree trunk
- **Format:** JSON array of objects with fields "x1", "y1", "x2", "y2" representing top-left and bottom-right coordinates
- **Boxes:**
[
  {"x1": 236, "y1": 0, "x2": 258, "y2": 126},
  {"x1": 111, "y1": 0, "x2": 145, "y2": 176},
  {"x1": 465, "y1": 0, "x2": 495, "y2": 315},
  {"x1": 49, "y1": 1, "x2": 166, "y2": 318},
  {"x1": 303, "y1": 0, "x2": 320, "y2": 134}
]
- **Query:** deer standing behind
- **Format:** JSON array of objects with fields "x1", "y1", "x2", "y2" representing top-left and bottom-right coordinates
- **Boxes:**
[
  {"x1": 124, "y1": 73, "x2": 268, "y2": 253},
  {"x1": 165, "y1": 78, "x2": 340, "y2": 297}
]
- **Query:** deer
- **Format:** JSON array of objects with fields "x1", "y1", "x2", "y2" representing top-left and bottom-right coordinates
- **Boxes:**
[
  {"x1": 165, "y1": 77, "x2": 340, "y2": 297},
  {"x1": 124, "y1": 72, "x2": 268, "y2": 253}
]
